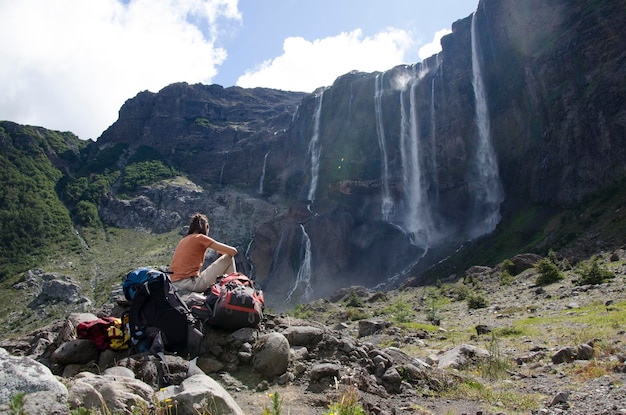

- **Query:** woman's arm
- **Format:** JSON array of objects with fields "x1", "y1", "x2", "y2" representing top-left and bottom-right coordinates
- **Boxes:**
[{"x1": 210, "y1": 240, "x2": 238, "y2": 257}]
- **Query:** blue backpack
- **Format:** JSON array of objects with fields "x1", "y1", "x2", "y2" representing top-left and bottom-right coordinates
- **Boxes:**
[{"x1": 122, "y1": 267, "x2": 164, "y2": 301}]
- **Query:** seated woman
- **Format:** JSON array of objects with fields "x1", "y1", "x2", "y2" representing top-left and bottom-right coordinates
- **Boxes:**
[{"x1": 169, "y1": 212, "x2": 237, "y2": 293}]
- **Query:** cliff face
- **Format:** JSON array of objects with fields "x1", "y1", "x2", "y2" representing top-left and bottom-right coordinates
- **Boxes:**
[{"x1": 92, "y1": 0, "x2": 626, "y2": 307}]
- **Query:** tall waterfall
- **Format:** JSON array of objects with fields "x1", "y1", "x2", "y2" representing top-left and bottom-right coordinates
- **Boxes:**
[
  {"x1": 286, "y1": 224, "x2": 313, "y2": 303},
  {"x1": 374, "y1": 73, "x2": 394, "y2": 221},
  {"x1": 429, "y1": 76, "x2": 440, "y2": 207},
  {"x1": 469, "y1": 10, "x2": 504, "y2": 238},
  {"x1": 399, "y1": 66, "x2": 436, "y2": 247},
  {"x1": 307, "y1": 91, "x2": 324, "y2": 203},
  {"x1": 258, "y1": 150, "x2": 269, "y2": 195}
]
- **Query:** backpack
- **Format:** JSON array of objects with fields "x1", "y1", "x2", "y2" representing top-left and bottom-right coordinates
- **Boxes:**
[
  {"x1": 77, "y1": 316, "x2": 119, "y2": 351},
  {"x1": 127, "y1": 270, "x2": 203, "y2": 359},
  {"x1": 123, "y1": 267, "x2": 163, "y2": 301},
  {"x1": 192, "y1": 272, "x2": 264, "y2": 331},
  {"x1": 108, "y1": 314, "x2": 131, "y2": 350}
]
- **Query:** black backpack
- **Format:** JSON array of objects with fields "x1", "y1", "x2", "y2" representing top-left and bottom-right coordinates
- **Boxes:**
[{"x1": 127, "y1": 270, "x2": 203, "y2": 359}]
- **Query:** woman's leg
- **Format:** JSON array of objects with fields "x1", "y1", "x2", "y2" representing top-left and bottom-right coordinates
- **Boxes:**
[{"x1": 197, "y1": 255, "x2": 236, "y2": 290}]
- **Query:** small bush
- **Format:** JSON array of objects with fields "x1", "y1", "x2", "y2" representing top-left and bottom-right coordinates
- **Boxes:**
[
  {"x1": 575, "y1": 257, "x2": 615, "y2": 285},
  {"x1": 535, "y1": 258, "x2": 564, "y2": 286},
  {"x1": 467, "y1": 292, "x2": 488, "y2": 309},
  {"x1": 499, "y1": 270, "x2": 514, "y2": 286},
  {"x1": 501, "y1": 259, "x2": 516, "y2": 274},
  {"x1": 345, "y1": 289, "x2": 364, "y2": 307},
  {"x1": 389, "y1": 299, "x2": 414, "y2": 323},
  {"x1": 324, "y1": 388, "x2": 364, "y2": 415},
  {"x1": 451, "y1": 283, "x2": 469, "y2": 301}
]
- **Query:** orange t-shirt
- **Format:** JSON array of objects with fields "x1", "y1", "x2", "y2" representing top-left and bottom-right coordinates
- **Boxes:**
[{"x1": 170, "y1": 234, "x2": 215, "y2": 282}]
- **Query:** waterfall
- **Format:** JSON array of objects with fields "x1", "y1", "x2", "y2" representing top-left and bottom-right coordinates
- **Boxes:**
[
  {"x1": 469, "y1": 10, "x2": 504, "y2": 238},
  {"x1": 286, "y1": 224, "x2": 313, "y2": 303},
  {"x1": 219, "y1": 161, "x2": 226, "y2": 186},
  {"x1": 429, "y1": 76, "x2": 440, "y2": 207},
  {"x1": 307, "y1": 91, "x2": 324, "y2": 203},
  {"x1": 395, "y1": 66, "x2": 437, "y2": 247},
  {"x1": 374, "y1": 73, "x2": 394, "y2": 221},
  {"x1": 258, "y1": 150, "x2": 270, "y2": 195}
]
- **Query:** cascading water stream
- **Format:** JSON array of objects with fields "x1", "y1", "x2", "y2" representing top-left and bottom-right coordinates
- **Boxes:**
[
  {"x1": 429, "y1": 76, "x2": 440, "y2": 207},
  {"x1": 219, "y1": 161, "x2": 226, "y2": 186},
  {"x1": 307, "y1": 91, "x2": 324, "y2": 203},
  {"x1": 469, "y1": 10, "x2": 504, "y2": 238},
  {"x1": 259, "y1": 150, "x2": 269, "y2": 195},
  {"x1": 374, "y1": 73, "x2": 394, "y2": 221},
  {"x1": 286, "y1": 224, "x2": 313, "y2": 303},
  {"x1": 397, "y1": 66, "x2": 436, "y2": 248}
]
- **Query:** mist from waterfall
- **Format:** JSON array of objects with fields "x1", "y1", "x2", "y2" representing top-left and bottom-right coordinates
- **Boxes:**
[
  {"x1": 286, "y1": 224, "x2": 313, "y2": 303},
  {"x1": 259, "y1": 150, "x2": 269, "y2": 195},
  {"x1": 307, "y1": 91, "x2": 324, "y2": 203},
  {"x1": 374, "y1": 73, "x2": 394, "y2": 222},
  {"x1": 469, "y1": 10, "x2": 504, "y2": 239}
]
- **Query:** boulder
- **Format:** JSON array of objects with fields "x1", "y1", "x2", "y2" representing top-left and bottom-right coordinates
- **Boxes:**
[
  {"x1": 438, "y1": 344, "x2": 490, "y2": 369},
  {"x1": 281, "y1": 325, "x2": 324, "y2": 347},
  {"x1": 157, "y1": 374, "x2": 244, "y2": 415},
  {"x1": 51, "y1": 339, "x2": 99, "y2": 366},
  {"x1": 0, "y1": 348, "x2": 68, "y2": 406},
  {"x1": 71, "y1": 371, "x2": 154, "y2": 414},
  {"x1": 252, "y1": 332, "x2": 290, "y2": 378}
]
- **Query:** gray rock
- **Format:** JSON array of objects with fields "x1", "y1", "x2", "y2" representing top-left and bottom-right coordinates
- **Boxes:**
[
  {"x1": 157, "y1": 374, "x2": 244, "y2": 415},
  {"x1": 281, "y1": 325, "x2": 324, "y2": 347},
  {"x1": 51, "y1": 339, "x2": 99, "y2": 366},
  {"x1": 551, "y1": 346, "x2": 577, "y2": 364},
  {"x1": 21, "y1": 390, "x2": 70, "y2": 415},
  {"x1": 358, "y1": 319, "x2": 390, "y2": 337},
  {"x1": 252, "y1": 332, "x2": 290, "y2": 378},
  {"x1": 438, "y1": 344, "x2": 490, "y2": 369},
  {"x1": 72, "y1": 371, "x2": 154, "y2": 414},
  {"x1": 67, "y1": 380, "x2": 105, "y2": 410},
  {"x1": 29, "y1": 278, "x2": 84, "y2": 308},
  {"x1": 309, "y1": 363, "x2": 341, "y2": 381},
  {"x1": 103, "y1": 366, "x2": 136, "y2": 378},
  {"x1": 0, "y1": 348, "x2": 68, "y2": 405},
  {"x1": 197, "y1": 356, "x2": 225, "y2": 373}
]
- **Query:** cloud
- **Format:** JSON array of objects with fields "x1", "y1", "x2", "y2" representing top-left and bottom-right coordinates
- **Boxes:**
[
  {"x1": 236, "y1": 28, "x2": 414, "y2": 93},
  {"x1": 0, "y1": 0, "x2": 240, "y2": 140},
  {"x1": 418, "y1": 28, "x2": 452, "y2": 61}
]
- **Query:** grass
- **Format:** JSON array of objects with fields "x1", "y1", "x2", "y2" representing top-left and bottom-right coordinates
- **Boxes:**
[
  {"x1": 0, "y1": 226, "x2": 180, "y2": 337},
  {"x1": 444, "y1": 379, "x2": 543, "y2": 414},
  {"x1": 511, "y1": 300, "x2": 626, "y2": 345}
]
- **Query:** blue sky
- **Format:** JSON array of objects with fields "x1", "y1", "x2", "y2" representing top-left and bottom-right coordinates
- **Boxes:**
[{"x1": 0, "y1": 0, "x2": 477, "y2": 140}]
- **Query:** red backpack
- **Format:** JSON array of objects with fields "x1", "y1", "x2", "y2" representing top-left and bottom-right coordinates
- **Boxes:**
[
  {"x1": 192, "y1": 272, "x2": 264, "y2": 330},
  {"x1": 76, "y1": 316, "x2": 118, "y2": 350}
]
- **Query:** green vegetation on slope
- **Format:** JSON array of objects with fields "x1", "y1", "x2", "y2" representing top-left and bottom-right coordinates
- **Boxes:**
[{"x1": 0, "y1": 122, "x2": 86, "y2": 279}]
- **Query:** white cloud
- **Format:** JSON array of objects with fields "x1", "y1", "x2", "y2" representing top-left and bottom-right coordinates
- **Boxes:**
[
  {"x1": 418, "y1": 28, "x2": 452, "y2": 61},
  {"x1": 236, "y1": 28, "x2": 414, "y2": 93},
  {"x1": 0, "y1": 0, "x2": 240, "y2": 140}
]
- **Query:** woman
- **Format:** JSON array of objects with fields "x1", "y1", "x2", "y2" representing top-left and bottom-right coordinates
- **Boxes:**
[{"x1": 169, "y1": 212, "x2": 238, "y2": 293}]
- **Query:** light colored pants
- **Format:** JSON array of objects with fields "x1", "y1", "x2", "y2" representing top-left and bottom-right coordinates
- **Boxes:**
[{"x1": 172, "y1": 255, "x2": 236, "y2": 294}]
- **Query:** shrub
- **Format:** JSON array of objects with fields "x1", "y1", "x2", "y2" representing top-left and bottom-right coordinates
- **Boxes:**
[
  {"x1": 499, "y1": 270, "x2": 514, "y2": 286},
  {"x1": 451, "y1": 283, "x2": 469, "y2": 301},
  {"x1": 467, "y1": 292, "x2": 488, "y2": 309},
  {"x1": 345, "y1": 289, "x2": 364, "y2": 307},
  {"x1": 389, "y1": 299, "x2": 414, "y2": 323},
  {"x1": 501, "y1": 259, "x2": 516, "y2": 274},
  {"x1": 534, "y1": 258, "x2": 564, "y2": 286},
  {"x1": 74, "y1": 200, "x2": 102, "y2": 227},
  {"x1": 120, "y1": 160, "x2": 175, "y2": 193},
  {"x1": 575, "y1": 257, "x2": 615, "y2": 285}
]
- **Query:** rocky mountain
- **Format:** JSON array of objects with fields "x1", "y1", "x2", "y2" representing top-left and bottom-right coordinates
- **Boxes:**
[{"x1": 1, "y1": 0, "x2": 625, "y2": 310}]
